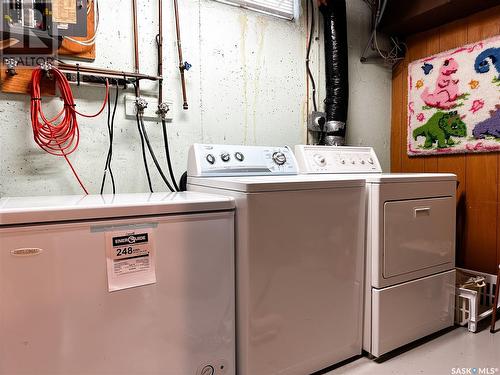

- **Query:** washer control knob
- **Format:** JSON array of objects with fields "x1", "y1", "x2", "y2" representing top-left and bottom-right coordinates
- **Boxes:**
[
  {"x1": 351, "y1": 160, "x2": 356, "y2": 164},
  {"x1": 235, "y1": 152, "x2": 244, "y2": 162},
  {"x1": 341, "y1": 159, "x2": 346, "y2": 165},
  {"x1": 368, "y1": 157, "x2": 374, "y2": 165},
  {"x1": 221, "y1": 152, "x2": 230, "y2": 162},
  {"x1": 361, "y1": 160, "x2": 365, "y2": 165},
  {"x1": 272, "y1": 152, "x2": 287, "y2": 165},
  {"x1": 206, "y1": 154, "x2": 216, "y2": 164},
  {"x1": 313, "y1": 154, "x2": 326, "y2": 167}
]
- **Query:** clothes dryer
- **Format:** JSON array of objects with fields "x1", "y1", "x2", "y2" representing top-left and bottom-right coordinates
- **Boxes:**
[{"x1": 295, "y1": 145, "x2": 456, "y2": 357}]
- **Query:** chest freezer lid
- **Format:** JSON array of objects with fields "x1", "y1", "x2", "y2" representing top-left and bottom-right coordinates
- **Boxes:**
[
  {"x1": 0, "y1": 192, "x2": 235, "y2": 225},
  {"x1": 188, "y1": 174, "x2": 365, "y2": 193}
]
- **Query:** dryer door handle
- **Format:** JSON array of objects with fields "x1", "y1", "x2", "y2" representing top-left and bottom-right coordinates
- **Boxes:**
[{"x1": 414, "y1": 207, "x2": 431, "y2": 217}]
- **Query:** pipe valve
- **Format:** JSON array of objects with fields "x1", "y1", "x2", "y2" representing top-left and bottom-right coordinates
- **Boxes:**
[
  {"x1": 157, "y1": 102, "x2": 170, "y2": 120},
  {"x1": 5, "y1": 58, "x2": 17, "y2": 76},
  {"x1": 39, "y1": 62, "x2": 54, "y2": 79},
  {"x1": 135, "y1": 97, "x2": 148, "y2": 113}
]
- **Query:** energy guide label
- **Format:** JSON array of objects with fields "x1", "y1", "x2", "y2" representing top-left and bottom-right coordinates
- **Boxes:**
[{"x1": 105, "y1": 229, "x2": 156, "y2": 292}]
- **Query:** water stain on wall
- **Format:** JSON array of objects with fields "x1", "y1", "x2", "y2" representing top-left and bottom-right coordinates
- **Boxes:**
[
  {"x1": 252, "y1": 17, "x2": 267, "y2": 145},
  {"x1": 239, "y1": 13, "x2": 249, "y2": 144}
]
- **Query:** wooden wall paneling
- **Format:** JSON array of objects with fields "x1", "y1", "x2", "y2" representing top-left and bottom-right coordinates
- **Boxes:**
[
  {"x1": 486, "y1": 8, "x2": 500, "y2": 271},
  {"x1": 463, "y1": 8, "x2": 500, "y2": 274},
  {"x1": 400, "y1": 32, "x2": 427, "y2": 173},
  {"x1": 423, "y1": 29, "x2": 440, "y2": 173},
  {"x1": 390, "y1": 61, "x2": 403, "y2": 172},
  {"x1": 488, "y1": 8, "x2": 500, "y2": 271},
  {"x1": 391, "y1": 5, "x2": 500, "y2": 273},
  {"x1": 436, "y1": 18, "x2": 468, "y2": 267},
  {"x1": 0, "y1": 68, "x2": 55, "y2": 95}
]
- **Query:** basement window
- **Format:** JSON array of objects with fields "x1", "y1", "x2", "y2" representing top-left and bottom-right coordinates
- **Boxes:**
[{"x1": 213, "y1": 0, "x2": 296, "y2": 20}]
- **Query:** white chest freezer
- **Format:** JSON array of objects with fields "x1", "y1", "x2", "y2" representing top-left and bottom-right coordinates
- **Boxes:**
[{"x1": 0, "y1": 192, "x2": 235, "y2": 375}]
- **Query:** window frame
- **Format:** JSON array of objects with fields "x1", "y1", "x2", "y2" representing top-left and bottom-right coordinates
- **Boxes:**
[{"x1": 212, "y1": 0, "x2": 297, "y2": 20}]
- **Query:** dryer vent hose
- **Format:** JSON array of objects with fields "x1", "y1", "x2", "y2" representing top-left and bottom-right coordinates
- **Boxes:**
[{"x1": 320, "y1": 0, "x2": 349, "y2": 146}]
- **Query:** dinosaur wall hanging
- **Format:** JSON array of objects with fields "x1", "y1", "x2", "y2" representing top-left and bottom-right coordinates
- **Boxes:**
[{"x1": 408, "y1": 34, "x2": 500, "y2": 156}]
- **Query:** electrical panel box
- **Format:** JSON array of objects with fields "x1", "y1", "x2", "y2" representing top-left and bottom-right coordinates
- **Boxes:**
[
  {"x1": 1, "y1": 0, "x2": 88, "y2": 53},
  {"x1": 50, "y1": 0, "x2": 88, "y2": 37}
]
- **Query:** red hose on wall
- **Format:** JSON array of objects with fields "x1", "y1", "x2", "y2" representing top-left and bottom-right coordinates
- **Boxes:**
[{"x1": 30, "y1": 66, "x2": 109, "y2": 194}]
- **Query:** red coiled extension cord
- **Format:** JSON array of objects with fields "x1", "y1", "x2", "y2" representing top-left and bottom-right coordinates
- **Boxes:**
[{"x1": 30, "y1": 66, "x2": 109, "y2": 194}]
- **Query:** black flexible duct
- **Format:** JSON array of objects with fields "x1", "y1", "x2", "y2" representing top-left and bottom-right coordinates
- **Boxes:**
[{"x1": 320, "y1": 0, "x2": 349, "y2": 146}]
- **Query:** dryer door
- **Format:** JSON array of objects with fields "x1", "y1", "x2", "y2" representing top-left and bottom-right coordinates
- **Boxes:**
[{"x1": 383, "y1": 196, "x2": 455, "y2": 279}]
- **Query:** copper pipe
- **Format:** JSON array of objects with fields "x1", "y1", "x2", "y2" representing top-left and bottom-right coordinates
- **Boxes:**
[
  {"x1": 55, "y1": 61, "x2": 162, "y2": 81},
  {"x1": 158, "y1": 0, "x2": 163, "y2": 103},
  {"x1": 132, "y1": 0, "x2": 141, "y2": 94},
  {"x1": 173, "y1": 0, "x2": 188, "y2": 110}
]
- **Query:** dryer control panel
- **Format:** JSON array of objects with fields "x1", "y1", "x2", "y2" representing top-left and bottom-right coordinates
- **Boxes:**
[
  {"x1": 188, "y1": 144, "x2": 298, "y2": 177},
  {"x1": 294, "y1": 145, "x2": 382, "y2": 174}
]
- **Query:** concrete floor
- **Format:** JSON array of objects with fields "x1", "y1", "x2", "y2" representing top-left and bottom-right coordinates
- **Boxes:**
[{"x1": 325, "y1": 325, "x2": 500, "y2": 375}]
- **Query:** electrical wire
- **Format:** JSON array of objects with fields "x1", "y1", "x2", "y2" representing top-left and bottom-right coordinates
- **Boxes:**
[
  {"x1": 30, "y1": 66, "x2": 109, "y2": 194},
  {"x1": 361, "y1": 0, "x2": 405, "y2": 65},
  {"x1": 307, "y1": 0, "x2": 326, "y2": 144},
  {"x1": 63, "y1": 0, "x2": 99, "y2": 46},
  {"x1": 100, "y1": 79, "x2": 119, "y2": 194},
  {"x1": 306, "y1": 0, "x2": 317, "y2": 112}
]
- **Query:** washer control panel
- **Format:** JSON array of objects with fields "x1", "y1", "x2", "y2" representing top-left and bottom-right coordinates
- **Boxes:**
[
  {"x1": 294, "y1": 145, "x2": 382, "y2": 174},
  {"x1": 188, "y1": 144, "x2": 299, "y2": 177}
]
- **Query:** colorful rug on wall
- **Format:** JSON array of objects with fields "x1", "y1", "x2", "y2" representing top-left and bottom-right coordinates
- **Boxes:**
[{"x1": 408, "y1": 34, "x2": 500, "y2": 156}]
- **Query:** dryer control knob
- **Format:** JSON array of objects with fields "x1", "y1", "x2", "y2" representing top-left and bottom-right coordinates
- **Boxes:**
[
  {"x1": 235, "y1": 152, "x2": 244, "y2": 162},
  {"x1": 313, "y1": 154, "x2": 326, "y2": 167},
  {"x1": 272, "y1": 152, "x2": 287, "y2": 165},
  {"x1": 206, "y1": 154, "x2": 216, "y2": 164},
  {"x1": 221, "y1": 152, "x2": 230, "y2": 162}
]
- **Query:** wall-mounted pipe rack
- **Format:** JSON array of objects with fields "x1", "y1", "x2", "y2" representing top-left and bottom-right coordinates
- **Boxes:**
[{"x1": 55, "y1": 61, "x2": 162, "y2": 82}]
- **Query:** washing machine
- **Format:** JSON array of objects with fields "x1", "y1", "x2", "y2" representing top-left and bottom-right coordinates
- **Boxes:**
[
  {"x1": 187, "y1": 144, "x2": 366, "y2": 375},
  {"x1": 0, "y1": 192, "x2": 235, "y2": 375},
  {"x1": 294, "y1": 145, "x2": 457, "y2": 358}
]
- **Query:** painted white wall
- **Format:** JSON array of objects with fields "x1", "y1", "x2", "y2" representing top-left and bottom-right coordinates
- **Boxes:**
[
  {"x1": 0, "y1": 0, "x2": 391, "y2": 197},
  {"x1": 345, "y1": 0, "x2": 392, "y2": 171}
]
